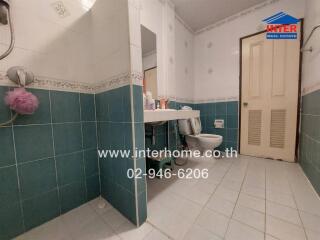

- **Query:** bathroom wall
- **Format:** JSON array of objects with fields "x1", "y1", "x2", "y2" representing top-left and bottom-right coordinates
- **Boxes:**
[
  {"x1": 0, "y1": 1, "x2": 101, "y2": 239},
  {"x1": 174, "y1": 0, "x2": 305, "y2": 150},
  {"x1": 299, "y1": 0, "x2": 320, "y2": 194},
  {"x1": 0, "y1": 0, "x2": 147, "y2": 238},
  {"x1": 141, "y1": 0, "x2": 306, "y2": 154},
  {"x1": 0, "y1": 0, "x2": 130, "y2": 90},
  {"x1": 0, "y1": 0, "x2": 92, "y2": 88},
  {"x1": 140, "y1": 0, "x2": 194, "y2": 102},
  {"x1": 0, "y1": 87, "x2": 99, "y2": 239},
  {"x1": 193, "y1": 0, "x2": 306, "y2": 102},
  {"x1": 140, "y1": 0, "x2": 176, "y2": 99},
  {"x1": 175, "y1": 17, "x2": 194, "y2": 102}
]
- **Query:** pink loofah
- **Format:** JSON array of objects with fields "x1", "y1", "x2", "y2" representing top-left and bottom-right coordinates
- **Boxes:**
[{"x1": 5, "y1": 88, "x2": 39, "y2": 115}]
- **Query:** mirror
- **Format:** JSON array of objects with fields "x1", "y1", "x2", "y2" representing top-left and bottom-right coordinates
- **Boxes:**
[{"x1": 141, "y1": 25, "x2": 157, "y2": 100}]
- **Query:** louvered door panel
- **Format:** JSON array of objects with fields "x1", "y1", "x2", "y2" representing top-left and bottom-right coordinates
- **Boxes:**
[
  {"x1": 248, "y1": 110, "x2": 262, "y2": 146},
  {"x1": 270, "y1": 110, "x2": 286, "y2": 148}
]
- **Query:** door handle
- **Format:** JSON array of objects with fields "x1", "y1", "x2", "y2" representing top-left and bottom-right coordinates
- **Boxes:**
[{"x1": 243, "y1": 102, "x2": 248, "y2": 107}]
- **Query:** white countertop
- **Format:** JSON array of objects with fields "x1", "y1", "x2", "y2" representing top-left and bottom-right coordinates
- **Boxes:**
[{"x1": 144, "y1": 109, "x2": 200, "y2": 123}]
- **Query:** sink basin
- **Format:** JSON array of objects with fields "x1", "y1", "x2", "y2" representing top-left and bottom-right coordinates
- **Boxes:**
[
  {"x1": 144, "y1": 109, "x2": 176, "y2": 112},
  {"x1": 144, "y1": 109, "x2": 200, "y2": 123}
]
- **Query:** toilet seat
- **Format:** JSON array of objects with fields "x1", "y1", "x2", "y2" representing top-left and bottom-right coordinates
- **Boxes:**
[
  {"x1": 195, "y1": 134, "x2": 223, "y2": 147},
  {"x1": 185, "y1": 133, "x2": 223, "y2": 153},
  {"x1": 178, "y1": 117, "x2": 223, "y2": 153},
  {"x1": 196, "y1": 134, "x2": 222, "y2": 139}
]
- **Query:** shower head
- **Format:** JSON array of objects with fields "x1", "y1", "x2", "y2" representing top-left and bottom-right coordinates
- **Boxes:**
[{"x1": 0, "y1": 0, "x2": 10, "y2": 25}]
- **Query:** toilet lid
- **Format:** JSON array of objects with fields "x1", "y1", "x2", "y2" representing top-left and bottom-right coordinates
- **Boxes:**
[{"x1": 190, "y1": 117, "x2": 202, "y2": 135}]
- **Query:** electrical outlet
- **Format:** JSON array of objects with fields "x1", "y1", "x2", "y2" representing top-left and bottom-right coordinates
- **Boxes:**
[{"x1": 51, "y1": 1, "x2": 70, "y2": 18}]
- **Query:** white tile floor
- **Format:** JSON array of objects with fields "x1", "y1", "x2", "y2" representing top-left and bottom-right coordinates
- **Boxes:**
[{"x1": 15, "y1": 155, "x2": 320, "y2": 240}]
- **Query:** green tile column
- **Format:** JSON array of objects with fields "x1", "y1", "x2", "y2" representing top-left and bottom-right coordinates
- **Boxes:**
[{"x1": 299, "y1": 90, "x2": 320, "y2": 195}]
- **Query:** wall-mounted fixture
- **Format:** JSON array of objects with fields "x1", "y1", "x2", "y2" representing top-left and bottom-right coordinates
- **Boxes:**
[
  {"x1": 7, "y1": 66, "x2": 35, "y2": 86},
  {"x1": 301, "y1": 24, "x2": 320, "y2": 52},
  {"x1": 214, "y1": 119, "x2": 224, "y2": 128},
  {"x1": 0, "y1": 0, "x2": 15, "y2": 60},
  {"x1": 0, "y1": 67, "x2": 37, "y2": 127}
]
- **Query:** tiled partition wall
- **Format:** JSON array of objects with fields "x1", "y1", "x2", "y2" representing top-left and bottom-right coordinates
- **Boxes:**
[
  {"x1": 299, "y1": 89, "x2": 320, "y2": 194},
  {"x1": 132, "y1": 85, "x2": 148, "y2": 225},
  {"x1": 96, "y1": 84, "x2": 147, "y2": 226},
  {"x1": 0, "y1": 87, "x2": 100, "y2": 240}
]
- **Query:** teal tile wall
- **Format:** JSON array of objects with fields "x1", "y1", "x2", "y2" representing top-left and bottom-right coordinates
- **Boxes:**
[
  {"x1": 299, "y1": 89, "x2": 320, "y2": 195},
  {"x1": 96, "y1": 85, "x2": 147, "y2": 226},
  {"x1": 0, "y1": 87, "x2": 100, "y2": 239},
  {"x1": 145, "y1": 122, "x2": 180, "y2": 152}
]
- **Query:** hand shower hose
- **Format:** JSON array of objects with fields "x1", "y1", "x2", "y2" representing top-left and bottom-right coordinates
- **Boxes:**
[
  {"x1": 0, "y1": 2, "x2": 15, "y2": 60},
  {"x1": 0, "y1": 1, "x2": 16, "y2": 127}
]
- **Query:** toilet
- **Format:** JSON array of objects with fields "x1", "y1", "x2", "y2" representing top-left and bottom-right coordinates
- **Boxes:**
[{"x1": 178, "y1": 117, "x2": 223, "y2": 153}]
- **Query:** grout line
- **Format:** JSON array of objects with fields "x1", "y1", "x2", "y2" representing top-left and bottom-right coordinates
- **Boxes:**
[
  {"x1": 19, "y1": 178, "x2": 93, "y2": 204},
  {"x1": 145, "y1": 220, "x2": 175, "y2": 240},
  {"x1": 265, "y1": 198, "x2": 297, "y2": 210},
  {"x1": 301, "y1": 113, "x2": 320, "y2": 117},
  {"x1": 49, "y1": 90, "x2": 62, "y2": 215},
  {"x1": 230, "y1": 218, "x2": 267, "y2": 237},
  {"x1": 0, "y1": 163, "x2": 16, "y2": 169},
  {"x1": 93, "y1": 93, "x2": 102, "y2": 195},
  {"x1": 10, "y1": 108, "x2": 26, "y2": 232},
  {"x1": 96, "y1": 120, "x2": 143, "y2": 124},
  {"x1": 297, "y1": 164, "x2": 320, "y2": 202},
  {"x1": 21, "y1": 188, "x2": 59, "y2": 202},
  {"x1": 285, "y1": 165, "x2": 310, "y2": 240},
  {"x1": 151, "y1": 157, "x2": 220, "y2": 201},
  {"x1": 222, "y1": 157, "x2": 250, "y2": 239},
  {"x1": 11, "y1": 120, "x2": 97, "y2": 127},
  {"x1": 79, "y1": 93, "x2": 88, "y2": 200},
  {"x1": 301, "y1": 132, "x2": 320, "y2": 145},
  {"x1": 148, "y1": 157, "x2": 272, "y2": 238},
  {"x1": 6, "y1": 148, "x2": 97, "y2": 168},
  {"x1": 165, "y1": 157, "x2": 236, "y2": 239},
  {"x1": 265, "y1": 213, "x2": 305, "y2": 228}
]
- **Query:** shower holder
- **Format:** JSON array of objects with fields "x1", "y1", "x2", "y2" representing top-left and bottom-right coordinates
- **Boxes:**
[{"x1": 7, "y1": 66, "x2": 35, "y2": 87}]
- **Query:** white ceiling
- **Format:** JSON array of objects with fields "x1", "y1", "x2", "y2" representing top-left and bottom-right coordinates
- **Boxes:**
[{"x1": 172, "y1": 0, "x2": 267, "y2": 32}]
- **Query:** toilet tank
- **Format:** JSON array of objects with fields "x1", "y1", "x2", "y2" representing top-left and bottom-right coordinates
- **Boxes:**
[{"x1": 178, "y1": 119, "x2": 193, "y2": 135}]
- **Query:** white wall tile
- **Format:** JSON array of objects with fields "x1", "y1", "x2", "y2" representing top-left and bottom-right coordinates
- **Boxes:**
[
  {"x1": 0, "y1": 0, "x2": 131, "y2": 90},
  {"x1": 193, "y1": 0, "x2": 305, "y2": 101}
]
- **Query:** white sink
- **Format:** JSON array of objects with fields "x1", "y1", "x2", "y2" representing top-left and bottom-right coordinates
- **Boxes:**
[
  {"x1": 144, "y1": 109, "x2": 200, "y2": 123},
  {"x1": 145, "y1": 109, "x2": 176, "y2": 112}
]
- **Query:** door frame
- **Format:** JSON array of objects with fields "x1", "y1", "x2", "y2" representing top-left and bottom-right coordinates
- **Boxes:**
[{"x1": 238, "y1": 19, "x2": 304, "y2": 162}]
